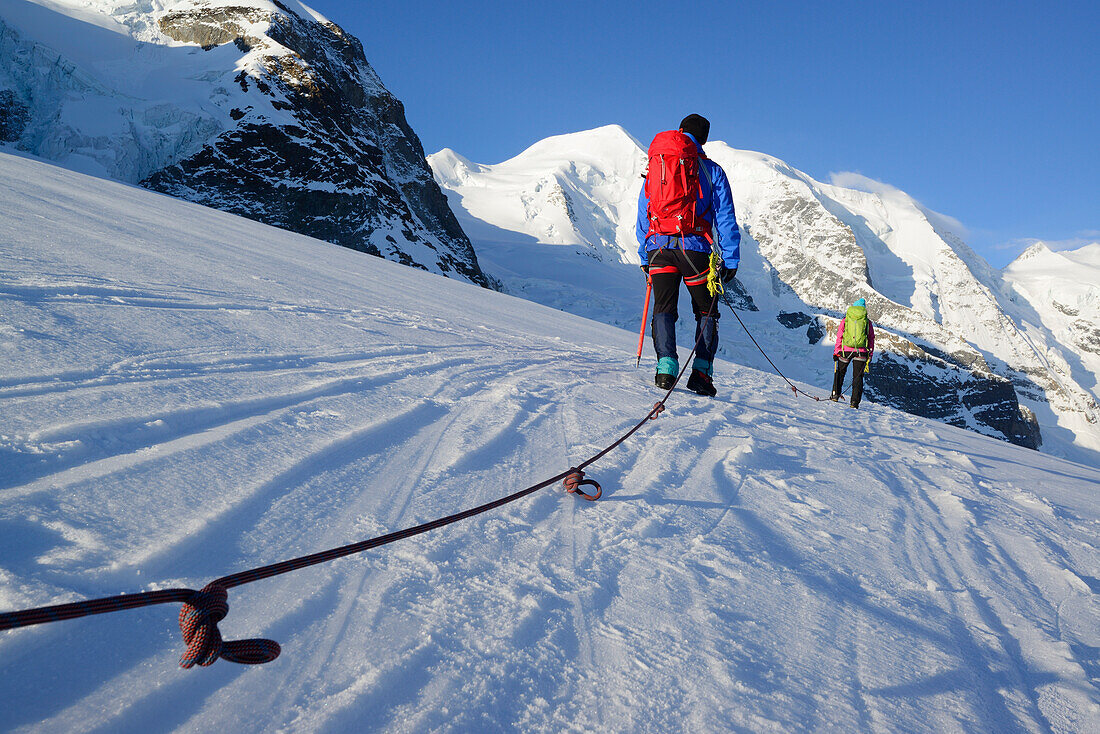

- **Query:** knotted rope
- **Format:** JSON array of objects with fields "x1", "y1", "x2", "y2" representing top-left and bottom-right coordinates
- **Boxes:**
[
  {"x1": 178, "y1": 584, "x2": 281, "y2": 667},
  {"x1": 0, "y1": 584, "x2": 280, "y2": 668}
]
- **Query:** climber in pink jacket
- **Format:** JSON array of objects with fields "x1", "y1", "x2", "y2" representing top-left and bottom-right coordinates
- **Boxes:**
[{"x1": 830, "y1": 298, "x2": 875, "y2": 408}]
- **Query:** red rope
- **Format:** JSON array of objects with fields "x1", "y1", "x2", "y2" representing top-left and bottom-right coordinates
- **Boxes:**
[{"x1": 721, "y1": 295, "x2": 825, "y2": 402}]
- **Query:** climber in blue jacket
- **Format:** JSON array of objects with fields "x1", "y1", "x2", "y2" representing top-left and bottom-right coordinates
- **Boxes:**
[{"x1": 636, "y1": 114, "x2": 741, "y2": 396}]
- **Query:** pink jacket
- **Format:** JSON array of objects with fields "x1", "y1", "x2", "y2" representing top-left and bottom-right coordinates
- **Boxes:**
[{"x1": 834, "y1": 317, "x2": 875, "y2": 358}]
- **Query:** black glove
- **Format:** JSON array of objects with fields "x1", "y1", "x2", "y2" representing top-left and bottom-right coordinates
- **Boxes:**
[
  {"x1": 721, "y1": 266, "x2": 737, "y2": 284},
  {"x1": 641, "y1": 264, "x2": 650, "y2": 277}
]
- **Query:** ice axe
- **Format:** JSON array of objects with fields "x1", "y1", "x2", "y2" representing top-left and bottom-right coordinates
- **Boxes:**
[{"x1": 636, "y1": 274, "x2": 652, "y2": 367}]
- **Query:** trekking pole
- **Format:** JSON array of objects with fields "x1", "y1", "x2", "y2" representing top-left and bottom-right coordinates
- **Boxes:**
[{"x1": 636, "y1": 275, "x2": 652, "y2": 367}]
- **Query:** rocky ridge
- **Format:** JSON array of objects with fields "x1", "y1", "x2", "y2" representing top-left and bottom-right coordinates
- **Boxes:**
[{"x1": 0, "y1": 0, "x2": 490, "y2": 286}]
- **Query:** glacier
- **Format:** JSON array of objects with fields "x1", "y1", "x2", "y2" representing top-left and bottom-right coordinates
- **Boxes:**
[{"x1": 1, "y1": 147, "x2": 1098, "y2": 733}]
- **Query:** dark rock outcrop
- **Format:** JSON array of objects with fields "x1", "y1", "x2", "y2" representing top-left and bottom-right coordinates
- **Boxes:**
[
  {"x1": 146, "y1": 3, "x2": 489, "y2": 286},
  {"x1": 0, "y1": 89, "x2": 29, "y2": 141}
]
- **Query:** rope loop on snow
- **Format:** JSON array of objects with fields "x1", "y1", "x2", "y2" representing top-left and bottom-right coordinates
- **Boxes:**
[
  {"x1": 649, "y1": 402, "x2": 665, "y2": 420},
  {"x1": 563, "y1": 469, "x2": 602, "y2": 501},
  {"x1": 178, "y1": 583, "x2": 280, "y2": 668}
]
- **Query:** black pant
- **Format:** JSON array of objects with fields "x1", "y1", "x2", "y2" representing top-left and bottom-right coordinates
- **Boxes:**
[
  {"x1": 832, "y1": 353, "x2": 867, "y2": 407},
  {"x1": 647, "y1": 248, "x2": 720, "y2": 363}
]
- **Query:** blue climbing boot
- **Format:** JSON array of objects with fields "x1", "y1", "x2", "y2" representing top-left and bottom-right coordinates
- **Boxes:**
[
  {"x1": 654, "y1": 357, "x2": 678, "y2": 390},
  {"x1": 687, "y1": 358, "x2": 717, "y2": 397}
]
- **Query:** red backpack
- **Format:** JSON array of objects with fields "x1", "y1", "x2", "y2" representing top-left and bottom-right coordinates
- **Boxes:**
[{"x1": 644, "y1": 130, "x2": 713, "y2": 242}]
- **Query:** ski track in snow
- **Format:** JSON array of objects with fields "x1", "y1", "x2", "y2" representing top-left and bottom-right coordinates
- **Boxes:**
[{"x1": 1, "y1": 153, "x2": 1099, "y2": 732}]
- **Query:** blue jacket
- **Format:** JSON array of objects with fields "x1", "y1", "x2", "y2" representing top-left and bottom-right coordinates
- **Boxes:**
[{"x1": 636, "y1": 133, "x2": 741, "y2": 270}]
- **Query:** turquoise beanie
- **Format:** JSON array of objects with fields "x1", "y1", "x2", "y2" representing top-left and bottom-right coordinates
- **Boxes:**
[{"x1": 854, "y1": 298, "x2": 866, "y2": 308}]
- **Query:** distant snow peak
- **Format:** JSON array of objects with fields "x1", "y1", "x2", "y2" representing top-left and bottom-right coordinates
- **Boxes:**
[
  {"x1": 428, "y1": 128, "x2": 646, "y2": 266},
  {"x1": 1005, "y1": 239, "x2": 1100, "y2": 271},
  {"x1": 828, "y1": 170, "x2": 970, "y2": 243},
  {"x1": 507, "y1": 124, "x2": 644, "y2": 165},
  {"x1": 1015, "y1": 240, "x2": 1054, "y2": 262}
]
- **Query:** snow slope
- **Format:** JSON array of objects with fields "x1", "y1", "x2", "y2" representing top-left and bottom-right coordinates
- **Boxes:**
[
  {"x1": 428, "y1": 127, "x2": 1100, "y2": 464},
  {"x1": 2, "y1": 151, "x2": 1099, "y2": 733}
]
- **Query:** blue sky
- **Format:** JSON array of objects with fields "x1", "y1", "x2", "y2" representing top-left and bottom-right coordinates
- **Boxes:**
[{"x1": 307, "y1": 0, "x2": 1097, "y2": 266}]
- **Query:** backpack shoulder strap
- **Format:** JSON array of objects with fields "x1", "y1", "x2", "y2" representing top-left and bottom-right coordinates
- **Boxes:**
[{"x1": 697, "y1": 158, "x2": 716, "y2": 240}]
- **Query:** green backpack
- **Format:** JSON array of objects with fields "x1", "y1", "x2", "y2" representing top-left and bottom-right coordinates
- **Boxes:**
[{"x1": 842, "y1": 305, "x2": 869, "y2": 349}]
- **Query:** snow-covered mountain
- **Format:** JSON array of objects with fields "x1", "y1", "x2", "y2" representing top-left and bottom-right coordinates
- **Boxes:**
[
  {"x1": 0, "y1": 0, "x2": 490, "y2": 285},
  {"x1": 6, "y1": 0, "x2": 1091, "y2": 461},
  {"x1": 1001, "y1": 242, "x2": 1100, "y2": 410},
  {"x1": 429, "y1": 126, "x2": 1100, "y2": 465},
  {"x1": 2, "y1": 150, "x2": 1099, "y2": 733}
]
